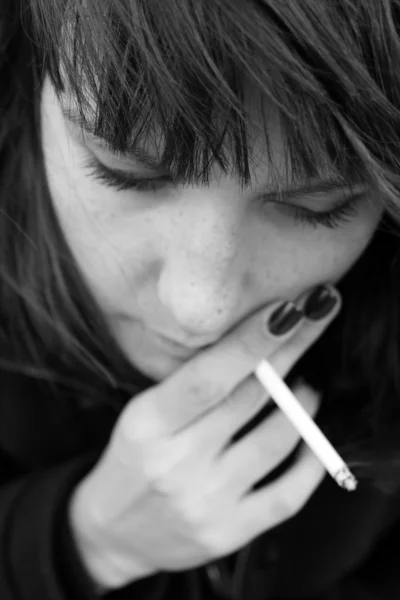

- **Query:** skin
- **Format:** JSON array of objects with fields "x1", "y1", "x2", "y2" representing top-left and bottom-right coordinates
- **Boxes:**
[{"x1": 40, "y1": 74, "x2": 383, "y2": 382}]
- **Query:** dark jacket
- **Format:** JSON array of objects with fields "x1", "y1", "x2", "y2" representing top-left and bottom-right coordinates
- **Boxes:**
[{"x1": 0, "y1": 369, "x2": 400, "y2": 600}]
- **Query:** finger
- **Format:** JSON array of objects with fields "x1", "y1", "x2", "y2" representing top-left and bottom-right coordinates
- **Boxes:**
[
  {"x1": 175, "y1": 285, "x2": 340, "y2": 457},
  {"x1": 141, "y1": 383, "x2": 319, "y2": 502},
  {"x1": 270, "y1": 283, "x2": 342, "y2": 379},
  {"x1": 171, "y1": 376, "x2": 271, "y2": 466},
  {"x1": 126, "y1": 285, "x2": 340, "y2": 439},
  {"x1": 124, "y1": 297, "x2": 306, "y2": 439},
  {"x1": 203, "y1": 383, "x2": 320, "y2": 500},
  {"x1": 223, "y1": 442, "x2": 326, "y2": 550},
  {"x1": 136, "y1": 376, "x2": 271, "y2": 483}
]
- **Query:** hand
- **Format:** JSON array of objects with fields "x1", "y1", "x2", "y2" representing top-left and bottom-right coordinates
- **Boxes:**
[{"x1": 68, "y1": 285, "x2": 341, "y2": 590}]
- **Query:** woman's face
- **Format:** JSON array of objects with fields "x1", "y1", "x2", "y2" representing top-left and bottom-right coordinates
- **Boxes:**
[{"x1": 40, "y1": 75, "x2": 383, "y2": 381}]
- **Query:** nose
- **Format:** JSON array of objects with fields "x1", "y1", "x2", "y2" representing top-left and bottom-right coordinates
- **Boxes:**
[{"x1": 157, "y1": 200, "x2": 245, "y2": 344}]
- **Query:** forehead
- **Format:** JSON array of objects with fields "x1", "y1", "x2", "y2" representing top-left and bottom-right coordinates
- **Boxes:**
[
  {"x1": 48, "y1": 2, "x2": 387, "y2": 201},
  {"x1": 60, "y1": 89, "x2": 336, "y2": 190},
  {"x1": 56, "y1": 64, "x2": 365, "y2": 196}
]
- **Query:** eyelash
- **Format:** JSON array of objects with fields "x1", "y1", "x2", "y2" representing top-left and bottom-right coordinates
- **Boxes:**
[{"x1": 82, "y1": 156, "x2": 362, "y2": 230}]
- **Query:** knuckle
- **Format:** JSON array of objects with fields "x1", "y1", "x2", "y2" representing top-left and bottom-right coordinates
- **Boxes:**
[
  {"x1": 202, "y1": 479, "x2": 224, "y2": 503},
  {"x1": 144, "y1": 462, "x2": 170, "y2": 493},
  {"x1": 184, "y1": 373, "x2": 224, "y2": 415},
  {"x1": 270, "y1": 488, "x2": 309, "y2": 524},
  {"x1": 270, "y1": 496, "x2": 294, "y2": 522},
  {"x1": 292, "y1": 380, "x2": 321, "y2": 416},
  {"x1": 146, "y1": 468, "x2": 177, "y2": 495},
  {"x1": 292, "y1": 492, "x2": 311, "y2": 516},
  {"x1": 252, "y1": 437, "x2": 277, "y2": 463},
  {"x1": 286, "y1": 488, "x2": 312, "y2": 519},
  {"x1": 230, "y1": 377, "x2": 267, "y2": 416},
  {"x1": 244, "y1": 431, "x2": 283, "y2": 468},
  {"x1": 143, "y1": 445, "x2": 182, "y2": 495},
  {"x1": 236, "y1": 334, "x2": 261, "y2": 364},
  {"x1": 199, "y1": 526, "x2": 230, "y2": 556},
  {"x1": 179, "y1": 495, "x2": 210, "y2": 528},
  {"x1": 119, "y1": 419, "x2": 146, "y2": 448},
  {"x1": 118, "y1": 398, "x2": 160, "y2": 444}
]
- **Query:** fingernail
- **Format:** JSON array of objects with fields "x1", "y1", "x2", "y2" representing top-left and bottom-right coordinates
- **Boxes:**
[
  {"x1": 303, "y1": 285, "x2": 339, "y2": 320},
  {"x1": 267, "y1": 301, "x2": 304, "y2": 336}
]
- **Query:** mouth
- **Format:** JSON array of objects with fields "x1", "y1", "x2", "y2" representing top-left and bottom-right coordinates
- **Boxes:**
[
  {"x1": 153, "y1": 333, "x2": 194, "y2": 355},
  {"x1": 154, "y1": 332, "x2": 211, "y2": 357}
]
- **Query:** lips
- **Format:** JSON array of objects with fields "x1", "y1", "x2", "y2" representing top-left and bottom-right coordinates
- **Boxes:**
[
  {"x1": 157, "y1": 333, "x2": 189, "y2": 348},
  {"x1": 155, "y1": 333, "x2": 199, "y2": 357}
]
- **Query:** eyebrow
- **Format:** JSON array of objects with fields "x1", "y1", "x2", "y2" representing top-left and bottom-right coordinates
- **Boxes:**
[{"x1": 62, "y1": 105, "x2": 366, "y2": 200}]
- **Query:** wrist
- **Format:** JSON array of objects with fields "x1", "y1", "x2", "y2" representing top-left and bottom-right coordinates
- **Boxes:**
[
  {"x1": 67, "y1": 482, "x2": 154, "y2": 590},
  {"x1": 67, "y1": 485, "x2": 126, "y2": 591}
]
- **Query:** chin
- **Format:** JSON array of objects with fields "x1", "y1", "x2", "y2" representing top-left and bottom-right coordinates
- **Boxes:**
[{"x1": 130, "y1": 352, "x2": 186, "y2": 382}]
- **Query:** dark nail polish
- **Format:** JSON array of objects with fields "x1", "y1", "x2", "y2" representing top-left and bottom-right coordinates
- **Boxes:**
[
  {"x1": 267, "y1": 302, "x2": 303, "y2": 336},
  {"x1": 304, "y1": 286, "x2": 338, "y2": 320}
]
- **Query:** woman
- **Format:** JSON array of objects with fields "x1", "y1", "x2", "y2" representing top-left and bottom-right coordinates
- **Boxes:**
[{"x1": 1, "y1": 0, "x2": 400, "y2": 598}]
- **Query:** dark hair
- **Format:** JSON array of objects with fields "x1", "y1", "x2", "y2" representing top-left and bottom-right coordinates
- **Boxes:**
[{"x1": 1, "y1": 0, "x2": 400, "y2": 491}]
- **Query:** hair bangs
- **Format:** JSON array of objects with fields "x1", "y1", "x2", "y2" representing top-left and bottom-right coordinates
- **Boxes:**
[{"x1": 31, "y1": 0, "x2": 400, "y2": 198}]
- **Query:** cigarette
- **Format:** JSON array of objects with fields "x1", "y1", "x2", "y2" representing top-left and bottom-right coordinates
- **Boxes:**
[{"x1": 254, "y1": 359, "x2": 358, "y2": 492}]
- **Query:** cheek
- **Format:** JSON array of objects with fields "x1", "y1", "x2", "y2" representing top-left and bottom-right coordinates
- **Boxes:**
[
  {"x1": 43, "y1": 140, "x2": 154, "y2": 312},
  {"x1": 317, "y1": 211, "x2": 382, "y2": 283},
  {"x1": 40, "y1": 78, "x2": 151, "y2": 301},
  {"x1": 260, "y1": 207, "x2": 382, "y2": 295}
]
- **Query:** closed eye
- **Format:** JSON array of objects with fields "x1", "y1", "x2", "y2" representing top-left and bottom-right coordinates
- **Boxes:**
[
  {"x1": 82, "y1": 155, "x2": 365, "y2": 230},
  {"x1": 82, "y1": 156, "x2": 173, "y2": 192}
]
